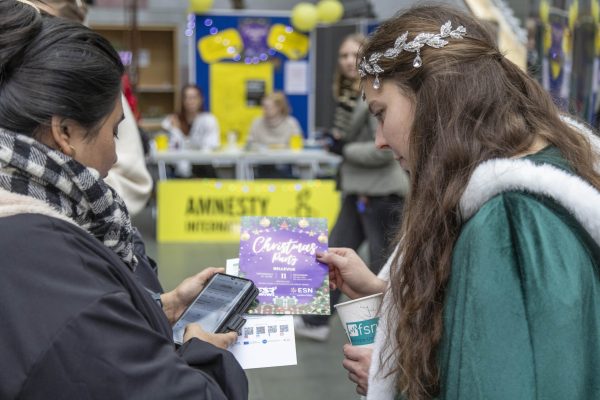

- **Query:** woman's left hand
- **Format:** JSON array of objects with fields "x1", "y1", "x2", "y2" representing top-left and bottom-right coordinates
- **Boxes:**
[
  {"x1": 342, "y1": 344, "x2": 372, "y2": 396},
  {"x1": 161, "y1": 267, "x2": 224, "y2": 324},
  {"x1": 183, "y1": 323, "x2": 238, "y2": 350}
]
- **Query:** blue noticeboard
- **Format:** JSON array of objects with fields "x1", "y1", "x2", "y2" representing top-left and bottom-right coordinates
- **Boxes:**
[{"x1": 194, "y1": 12, "x2": 310, "y2": 139}]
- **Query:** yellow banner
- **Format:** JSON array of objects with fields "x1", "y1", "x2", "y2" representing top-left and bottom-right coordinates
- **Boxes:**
[{"x1": 157, "y1": 179, "x2": 340, "y2": 242}]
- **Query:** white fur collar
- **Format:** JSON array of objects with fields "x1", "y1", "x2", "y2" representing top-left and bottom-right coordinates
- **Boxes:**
[
  {"x1": 460, "y1": 117, "x2": 600, "y2": 247},
  {"x1": 459, "y1": 157, "x2": 600, "y2": 246},
  {"x1": 0, "y1": 188, "x2": 78, "y2": 226},
  {"x1": 367, "y1": 115, "x2": 600, "y2": 400}
]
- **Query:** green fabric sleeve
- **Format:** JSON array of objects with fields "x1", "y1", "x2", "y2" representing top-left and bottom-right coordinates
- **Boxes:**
[{"x1": 439, "y1": 191, "x2": 600, "y2": 400}]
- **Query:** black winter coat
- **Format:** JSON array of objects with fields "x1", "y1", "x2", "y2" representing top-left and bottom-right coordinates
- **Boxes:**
[{"x1": 0, "y1": 213, "x2": 248, "y2": 399}]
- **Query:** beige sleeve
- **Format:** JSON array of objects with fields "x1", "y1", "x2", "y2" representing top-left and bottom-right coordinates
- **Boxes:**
[{"x1": 104, "y1": 95, "x2": 153, "y2": 216}]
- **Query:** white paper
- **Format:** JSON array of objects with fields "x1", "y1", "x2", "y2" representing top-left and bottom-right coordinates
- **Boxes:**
[
  {"x1": 225, "y1": 257, "x2": 240, "y2": 277},
  {"x1": 138, "y1": 49, "x2": 151, "y2": 68},
  {"x1": 226, "y1": 258, "x2": 297, "y2": 369},
  {"x1": 229, "y1": 314, "x2": 297, "y2": 369},
  {"x1": 284, "y1": 61, "x2": 308, "y2": 94}
]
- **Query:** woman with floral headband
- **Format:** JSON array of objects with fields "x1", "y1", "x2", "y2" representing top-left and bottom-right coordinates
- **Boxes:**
[{"x1": 319, "y1": 4, "x2": 600, "y2": 400}]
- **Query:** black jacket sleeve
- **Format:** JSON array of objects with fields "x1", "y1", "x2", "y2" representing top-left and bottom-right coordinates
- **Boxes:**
[
  {"x1": 0, "y1": 215, "x2": 247, "y2": 400},
  {"x1": 179, "y1": 339, "x2": 249, "y2": 400},
  {"x1": 131, "y1": 226, "x2": 163, "y2": 293},
  {"x1": 18, "y1": 291, "x2": 247, "y2": 400}
]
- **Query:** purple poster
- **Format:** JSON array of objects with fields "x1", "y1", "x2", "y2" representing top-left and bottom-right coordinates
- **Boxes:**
[{"x1": 238, "y1": 216, "x2": 330, "y2": 315}]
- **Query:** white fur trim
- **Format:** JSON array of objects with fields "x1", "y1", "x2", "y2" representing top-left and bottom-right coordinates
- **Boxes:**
[
  {"x1": 460, "y1": 115, "x2": 600, "y2": 245},
  {"x1": 0, "y1": 188, "x2": 78, "y2": 226},
  {"x1": 367, "y1": 249, "x2": 398, "y2": 400},
  {"x1": 367, "y1": 297, "x2": 397, "y2": 400},
  {"x1": 459, "y1": 158, "x2": 600, "y2": 244}
]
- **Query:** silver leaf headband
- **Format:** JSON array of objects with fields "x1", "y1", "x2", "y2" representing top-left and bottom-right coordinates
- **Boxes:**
[{"x1": 358, "y1": 21, "x2": 467, "y2": 89}]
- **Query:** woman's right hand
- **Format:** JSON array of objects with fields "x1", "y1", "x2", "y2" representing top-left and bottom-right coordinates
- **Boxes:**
[
  {"x1": 183, "y1": 324, "x2": 238, "y2": 350},
  {"x1": 317, "y1": 247, "x2": 386, "y2": 299}
]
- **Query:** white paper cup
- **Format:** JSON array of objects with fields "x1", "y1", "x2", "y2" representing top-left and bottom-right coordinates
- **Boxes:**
[{"x1": 334, "y1": 293, "x2": 383, "y2": 348}]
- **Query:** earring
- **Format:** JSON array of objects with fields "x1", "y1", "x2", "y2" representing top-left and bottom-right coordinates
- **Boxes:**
[{"x1": 69, "y1": 145, "x2": 76, "y2": 158}]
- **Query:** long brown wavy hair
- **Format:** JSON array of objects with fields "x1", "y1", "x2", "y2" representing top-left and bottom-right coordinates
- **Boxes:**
[{"x1": 359, "y1": 5, "x2": 600, "y2": 399}]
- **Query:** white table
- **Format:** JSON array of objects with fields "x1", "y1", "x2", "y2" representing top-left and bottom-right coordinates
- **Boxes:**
[{"x1": 148, "y1": 148, "x2": 342, "y2": 180}]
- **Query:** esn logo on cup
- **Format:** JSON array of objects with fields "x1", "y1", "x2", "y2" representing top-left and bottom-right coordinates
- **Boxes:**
[{"x1": 346, "y1": 317, "x2": 379, "y2": 346}]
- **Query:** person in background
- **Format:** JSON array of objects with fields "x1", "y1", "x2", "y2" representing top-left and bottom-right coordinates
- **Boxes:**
[
  {"x1": 161, "y1": 83, "x2": 220, "y2": 178},
  {"x1": 106, "y1": 90, "x2": 153, "y2": 215},
  {"x1": 35, "y1": 0, "x2": 153, "y2": 216},
  {"x1": 294, "y1": 33, "x2": 409, "y2": 341},
  {"x1": 246, "y1": 91, "x2": 303, "y2": 178},
  {"x1": 323, "y1": 5, "x2": 600, "y2": 399},
  {"x1": 37, "y1": 0, "x2": 87, "y2": 21},
  {"x1": 247, "y1": 91, "x2": 303, "y2": 150},
  {"x1": 0, "y1": 2, "x2": 246, "y2": 398},
  {"x1": 121, "y1": 73, "x2": 141, "y2": 121}
]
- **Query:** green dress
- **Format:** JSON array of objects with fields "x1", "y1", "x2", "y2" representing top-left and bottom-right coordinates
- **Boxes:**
[{"x1": 438, "y1": 147, "x2": 600, "y2": 399}]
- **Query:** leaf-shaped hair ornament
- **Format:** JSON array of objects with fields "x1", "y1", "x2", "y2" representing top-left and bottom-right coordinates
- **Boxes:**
[{"x1": 358, "y1": 20, "x2": 467, "y2": 89}]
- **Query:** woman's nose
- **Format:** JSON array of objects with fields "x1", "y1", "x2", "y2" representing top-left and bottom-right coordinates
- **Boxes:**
[{"x1": 374, "y1": 128, "x2": 387, "y2": 149}]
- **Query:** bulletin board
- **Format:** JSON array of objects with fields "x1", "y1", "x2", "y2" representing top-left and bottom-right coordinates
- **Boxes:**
[{"x1": 194, "y1": 12, "x2": 311, "y2": 145}]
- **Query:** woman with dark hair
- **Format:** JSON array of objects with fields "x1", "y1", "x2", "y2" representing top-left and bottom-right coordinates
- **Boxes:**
[
  {"x1": 320, "y1": 4, "x2": 600, "y2": 400},
  {"x1": 33, "y1": 0, "x2": 154, "y2": 217},
  {"x1": 161, "y1": 83, "x2": 220, "y2": 177},
  {"x1": 0, "y1": 2, "x2": 246, "y2": 398}
]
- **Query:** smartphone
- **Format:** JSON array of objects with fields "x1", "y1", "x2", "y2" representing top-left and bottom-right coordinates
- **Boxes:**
[{"x1": 172, "y1": 273, "x2": 258, "y2": 344}]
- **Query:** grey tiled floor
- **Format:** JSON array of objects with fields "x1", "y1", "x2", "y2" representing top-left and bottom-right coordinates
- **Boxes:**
[{"x1": 134, "y1": 208, "x2": 358, "y2": 400}]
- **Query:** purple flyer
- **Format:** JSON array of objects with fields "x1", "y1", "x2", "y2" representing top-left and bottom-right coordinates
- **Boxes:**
[{"x1": 238, "y1": 216, "x2": 330, "y2": 315}]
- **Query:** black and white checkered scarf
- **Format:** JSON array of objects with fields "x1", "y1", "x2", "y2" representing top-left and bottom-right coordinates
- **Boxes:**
[{"x1": 0, "y1": 129, "x2": 137, "y2": 270}]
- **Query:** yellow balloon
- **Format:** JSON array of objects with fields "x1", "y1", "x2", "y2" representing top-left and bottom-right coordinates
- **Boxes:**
[
  {"x1": 189, "y1": 0, "x2": 213, "y2": 13},
  {"x1": 317, "y1": 0, "x2": 344, "y2": 24},
  {"x1": 539, "y1": 0, "x2": 549, "y2": 24},
  {"x1": 291, "y1": 2, "x2": 318, "y2": 32}
]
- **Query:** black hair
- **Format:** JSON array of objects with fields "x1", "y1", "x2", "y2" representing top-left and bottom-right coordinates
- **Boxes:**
[{"x1": 0, "y1": 0, "x2": 124, "y2": 139}]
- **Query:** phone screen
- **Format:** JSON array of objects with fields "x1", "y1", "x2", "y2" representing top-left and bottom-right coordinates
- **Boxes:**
[{"x1": 172, "y1": 274, "x2": 252, "y2": 344}]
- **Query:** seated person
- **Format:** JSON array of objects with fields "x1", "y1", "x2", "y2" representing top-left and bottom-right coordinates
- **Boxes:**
[
  {"x1": 247, "y1": 92, "x2": 303, "y2": 178},
  {"x1": 161, "y1": 84, "x2": 220, "y2": 177},
  {"x1": 247, "y1": 91, "x2": 302, "y2": 150}
]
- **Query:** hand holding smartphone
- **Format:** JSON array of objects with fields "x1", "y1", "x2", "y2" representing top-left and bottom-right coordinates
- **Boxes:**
[{"x1": 172, "y1": 273, "x2": 258, "y2": 345}]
